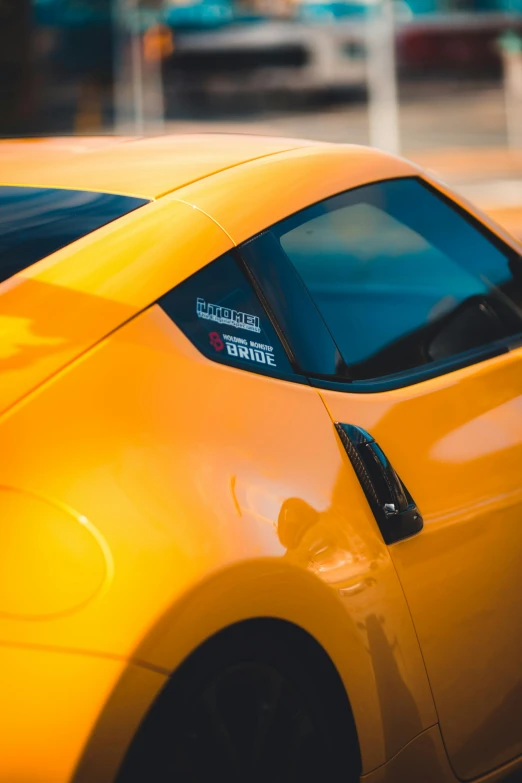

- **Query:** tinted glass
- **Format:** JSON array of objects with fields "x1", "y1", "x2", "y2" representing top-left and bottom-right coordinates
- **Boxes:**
[
  {"x1": 0, "y1": 186, "x2": 148, "y2": 284},
  {"x1": 267, "y1": 177, "x2": 522, "y2": 380},
  {"x1": 158, "y1": 252, "x2": 297, "y2": 380}
]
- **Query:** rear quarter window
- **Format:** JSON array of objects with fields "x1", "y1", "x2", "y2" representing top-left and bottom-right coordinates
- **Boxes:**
[{"x1": 158, "y1": 251, "x2": 300, "y2": 382}]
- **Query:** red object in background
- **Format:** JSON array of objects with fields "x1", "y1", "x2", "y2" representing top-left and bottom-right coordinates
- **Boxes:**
[{"x1": 397, "y1": 15, "x2": 522, "y2": 76}]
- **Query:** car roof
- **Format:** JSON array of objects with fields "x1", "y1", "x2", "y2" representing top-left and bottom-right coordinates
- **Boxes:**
[
  {"x1": 0, "y1": 136, "x2": 420, "y2": 418},
  {"x1": 0, "y1": 134, "x2": 321, "y2": 199}
]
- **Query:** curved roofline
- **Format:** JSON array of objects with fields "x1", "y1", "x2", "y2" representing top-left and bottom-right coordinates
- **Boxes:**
[{"x1": 0, "y1": 134, "x2": 327, "y2": 199}]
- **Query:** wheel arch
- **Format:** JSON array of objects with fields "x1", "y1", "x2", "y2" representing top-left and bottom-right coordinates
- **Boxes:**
[
  {"x1": 115, "y1": 617, "x2": 363, "y2": 783},
  {"x1": 72, "y1": 558, "x2": 390, "y2": 782}
]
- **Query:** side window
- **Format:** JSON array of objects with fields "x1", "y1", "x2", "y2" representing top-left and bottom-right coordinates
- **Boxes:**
[
  {"x1": 246, "y1": 177, "x2": 522, "y2": 383},
  {"x1": 158, "y1": 251, "x2": 297, "y2": 380}
]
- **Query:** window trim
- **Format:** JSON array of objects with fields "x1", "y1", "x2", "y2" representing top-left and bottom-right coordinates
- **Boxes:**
[
  {"x1": 308, "y1": 338, "x2": 516, "y2": 393},
  {"x1": 231, "y1": 247, "x2": 301, "y2": 374},
  {"x1": 239, "y1": 175, "x2": 522, "y2": 392},
  {"x1": 239, "y1": 235, "x2": 345, "y2": 377}
]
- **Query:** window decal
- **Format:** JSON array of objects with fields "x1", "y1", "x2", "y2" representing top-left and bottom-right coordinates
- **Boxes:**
[
  {"x1": 222, "y1": 335, "x2": 277, "y2": 366},
  {"x1": 158, "y1": 251, "x2": 300, "y2": 382},
  {"x1": 197, "y1": 297, "x2": 261, "y2": 333},
  {"x1": 208, "y1": 332, "x2": 225, "y2": 351}
]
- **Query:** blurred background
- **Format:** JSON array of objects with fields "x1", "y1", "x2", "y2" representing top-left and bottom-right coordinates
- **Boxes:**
[{"x1": 3, "y1": 0, "x2": 522, "y2": 233}]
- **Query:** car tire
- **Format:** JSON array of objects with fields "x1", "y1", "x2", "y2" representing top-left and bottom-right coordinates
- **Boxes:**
[{"x1": 116, "y1": 619, "x2": 361, "y2": 783}]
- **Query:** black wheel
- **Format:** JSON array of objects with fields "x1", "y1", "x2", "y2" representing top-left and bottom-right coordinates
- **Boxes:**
[{"x1": 116, "y1": 620, "x2": 361, "y2": 783}]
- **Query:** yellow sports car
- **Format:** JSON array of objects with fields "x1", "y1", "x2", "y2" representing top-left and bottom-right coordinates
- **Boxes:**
[{"x1": 2, "y1": 135, "x2": 522, "y2": 783}]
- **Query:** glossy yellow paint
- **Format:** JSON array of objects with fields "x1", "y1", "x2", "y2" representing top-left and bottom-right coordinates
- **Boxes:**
[
  {"x1": 0, "y1": 643, "x2": 165, "y2": 783},
  {"x1": 0, "y1": 140, "x2": 415, "y2": 418},
  {"x1": 0, "y1": 134, "x2": 316, "y2": 199},
  {"x1": 171, "y1": 141, "x2": 522, "y2": 779},
  {"x1": 172, "y1": 143, "x2": 417, "y2": 244},
  {"x1": 2, "y1": 136, "x2": 522, "y2": 783},
  {"x1": 0, "y1": 307, "x2": 436, "y2": 779},
  {"x1": 0, "y1": 197, "x2": 231, "y2": 415},
  {"x1": 321, "y1": 346, "x2": 522, "y2": 780},
  {"x1": 0, "y1": 486, "x2": 111, "y2": 620}
]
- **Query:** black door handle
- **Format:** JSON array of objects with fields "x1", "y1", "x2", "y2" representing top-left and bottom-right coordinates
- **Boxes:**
[{"x1": 335, "y1": 423, "x2": 423, "y2": 544}]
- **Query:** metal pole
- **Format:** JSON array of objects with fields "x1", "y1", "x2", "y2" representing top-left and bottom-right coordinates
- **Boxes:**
[
  {"x1": 366, "y1": 0, "x2": 400, "y2": 155},
  {"x1": 500, "y1": 32, "x2": 522, "y2": 150},
  {"x1": 142, "y1": 21, "x2": 166, "y2": 135},
  {"x1": 112, "y1": 0, "x2": 126, "y2": 132},
  {"x1": 130, "y1": 1, "x2": 145, "y2": 135},
  {"x1": 113, "y1": 0, "x2": 145, "y2": 134}
]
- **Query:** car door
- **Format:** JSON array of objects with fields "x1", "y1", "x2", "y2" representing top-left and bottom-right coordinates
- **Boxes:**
[{"x1": 240, "y1": 175, "x2": 522, "y2": 781}]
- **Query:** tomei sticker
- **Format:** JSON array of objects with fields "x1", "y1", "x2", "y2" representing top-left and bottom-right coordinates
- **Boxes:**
[{"x1": 197, "y1": 297, "x2": 261, "y2": 333}]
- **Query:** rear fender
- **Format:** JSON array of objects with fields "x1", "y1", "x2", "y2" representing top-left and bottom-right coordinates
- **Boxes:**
[{"x1": 0, "y1": 307, "x2": 436, "y2": 775}]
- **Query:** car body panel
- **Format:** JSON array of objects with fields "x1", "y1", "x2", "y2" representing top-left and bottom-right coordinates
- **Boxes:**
[
  {"x1": 0, "y1": 141, "x2": 411, "y2": 419},
  {"x1": 361, "y1": 724, "x2": 522, "y2": 783},
  {"x1": 0, "y1": 135, "x2": 316, "y2": 199},
  {"x1": 0, "y1": 197, "x2": 231, "y2": 416},
  {"x1": 3, "y1": 136, "x2": 522, "y2": 782},
  {"x1": 361, "y1": 726, "x2": 459, "y2": 783},
  {"x1": 0, "y1": 306, "x2": 436, "y2": 775},
  {"x1": 320, "y1": 345, "x2": 522, "y2": 780},
  {"x1": 0, "y1": 643, "x2": 166, "y2": 783},
  {"x1": 0, "y1": 142, "x2": 424, "y2": 421},
  {"x1": 172, "y1": 143, "x2": 418, "y2": 244}
]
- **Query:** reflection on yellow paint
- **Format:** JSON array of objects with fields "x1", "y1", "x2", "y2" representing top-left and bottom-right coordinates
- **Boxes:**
[
  {"x1": 0, "y1": 486, "x2": 113, "y2": 620},
  {"x1": 0, "y1": 315, "x2": 65, "y2": 361},
  {"x1": 278, "y1": 487, "x2": 381, "y2": 587},
  {"x1": 431, "y1": 395, "x2": 522, "y2": 463}
]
